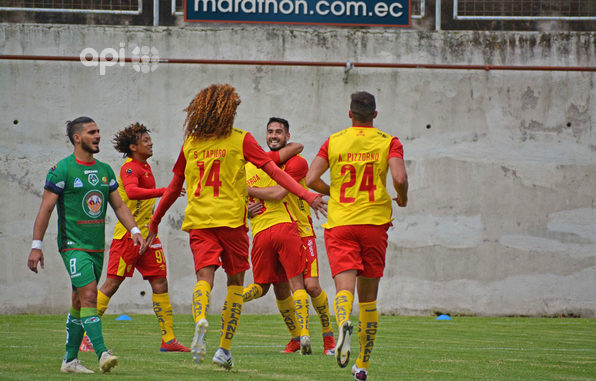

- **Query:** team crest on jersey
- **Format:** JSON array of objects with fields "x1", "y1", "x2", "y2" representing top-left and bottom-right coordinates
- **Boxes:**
[
  {"x1": 102, "y1": 176, "x2": 108, "y2": 184},
  {"x1": 88, "y1": 173, "x2": 99, "y2": 186},
  {"x1": 82, "y1": 190, "x2": 104, "y2": 217},
  {"x1": 74, "y1": 178, "x2": 83, "y2": 188},
  {"x1": 126, "y1": 168, "x2": 133, "y2": 175}
]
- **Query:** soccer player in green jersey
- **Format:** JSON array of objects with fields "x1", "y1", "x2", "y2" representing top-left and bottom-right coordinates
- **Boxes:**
[{"x1": 27, "y1": 117, "x2": 145, "y2": 374}]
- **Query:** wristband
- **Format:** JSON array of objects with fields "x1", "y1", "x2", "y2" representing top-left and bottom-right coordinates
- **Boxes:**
[
  {"x1": 31, "y1": 240, "x2": 43, "y2": 250},
  {"x1": 130, "y1": 227, "x2": 141, "y2": 235}
]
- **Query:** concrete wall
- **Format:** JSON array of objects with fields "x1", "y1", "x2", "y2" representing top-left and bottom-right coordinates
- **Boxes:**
[{"x1": 1, "y1": 24, "x2": 594, "y2": 317}]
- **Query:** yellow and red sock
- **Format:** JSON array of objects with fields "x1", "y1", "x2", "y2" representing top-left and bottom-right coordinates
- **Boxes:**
[
  {"x1": 333, "y1": 290, "x2": 354, "y2": 329},
  {"x1": 153, "y1": 292, "x2": 175, "y2": 343},
  {"x1": 96, "y1": 290, "x2": 110, "y2": 318},
  {"x1": 355, "y1": 301, "x2": 378, "y2": 370},
  {"x1": 293, "y1": 289, "x2": 310, "y2": 337},
  {"x1": 276, "y1": 295, "x2": 301, "y2": 339},
  {"x1": 192, "y1": 280, "x2": 211, "y2": 324},
  {"x1": 219, "y1": 285, "x2": 243, "y2": 351},
  {"x1": 311, "y1": 289, "x2": 333, "y2": 336},
  {"x1": 242, "y1": 283, "x2": 263, "y2": 302}
]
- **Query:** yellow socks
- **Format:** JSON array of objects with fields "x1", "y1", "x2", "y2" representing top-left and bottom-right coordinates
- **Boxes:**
[
  {"x1": 311, "y1": 289, "x2": 333, "y2": 336},
  {"x1": 334, "y1": 290, "x2": 354, "y2": 329},
  {"x1": 153, "y1": 292, "x2": 175, "y2": 343},
  {"x1": 219, "y1": 285, "x2": 243, "y2": 351},
  {"x1": 276, "y1": 295, "x2": 301, "y2": 339},
  {"x1": 192, "y1": 280, "x2": 211, "y2": 323},
  {"x1": 96, "y1": 290, "x2": 110, "y2": 318},
  {"x1": 293, "y1": 289, "x2": 310, "y2": 337},
  {"x1": 242, "y1": 283, "x2": 263, "y2": 302},
  {"x1": 355, "y1": 301, "x2": 378, "y2": 370}
]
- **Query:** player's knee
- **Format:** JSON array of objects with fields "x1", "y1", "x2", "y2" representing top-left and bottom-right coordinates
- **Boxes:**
[
  {"x1": 149, "y1": 277, "x2": 168, "y2": 294},
  {"x1": 305, "y1": 283, "x2": 322, "y2": 297}
]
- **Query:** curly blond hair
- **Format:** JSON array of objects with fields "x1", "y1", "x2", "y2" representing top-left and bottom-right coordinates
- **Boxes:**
[{"x1": 183, "y1": 84, "x2": 241, "y2": 140}]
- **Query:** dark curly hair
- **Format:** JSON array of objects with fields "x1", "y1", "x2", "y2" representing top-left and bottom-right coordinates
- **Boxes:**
[{"x1": 112, "y1": 122, "x2": 150, "y2": 157}]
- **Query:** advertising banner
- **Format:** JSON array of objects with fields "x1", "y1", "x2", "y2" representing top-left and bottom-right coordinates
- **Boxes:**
[{"x1": 185, "y1": 0, "x2": 411, "y2": 27}]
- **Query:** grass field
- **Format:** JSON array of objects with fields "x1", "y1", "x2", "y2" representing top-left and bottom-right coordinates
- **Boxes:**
[{"x1": 1, "y1": 314, "x2": 595, "y2": 380}]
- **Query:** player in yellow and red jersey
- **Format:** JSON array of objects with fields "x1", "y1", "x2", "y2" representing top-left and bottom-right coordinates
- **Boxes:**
[
  {"x1": 306, "y1": 92, "x2": 408, "y2": 381},
  {"x1": 243, "y1": 117, "x2": 336, "y2": 355},
  {"x1": 143, "y1": 84, "x2": 327, "y2": 369},
  {"x1": 82, "y1": 123, "x2": 189, "y2": 353}
]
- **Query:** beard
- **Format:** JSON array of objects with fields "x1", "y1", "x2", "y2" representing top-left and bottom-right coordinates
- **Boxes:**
[{"x1": 82, "y1": 140, "x2": 100, "y2": 154}]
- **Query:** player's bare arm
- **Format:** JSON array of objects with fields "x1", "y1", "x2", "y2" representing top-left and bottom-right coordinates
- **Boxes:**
[
  {"x1": 388, "y1": 157, "x2": 408, "y2": 207},
  {"x1": 277, "y1": 142, "x2": 304, "y2": 163},
  {"x1": 261, "y1": 161, "x2": 327, "y2": 217},
  {"x1": 305, "y1": 156, "x2": 331, "y2": 196},
  {"x1": 143, "y1": 174, "x2": 185, "y2": 253},
  {"x1": 109, "y1": 189, "x2": 145, "y2": 248},
  {"x1": 27, "y1": 189, "x2": 59, "y2": 273},
  {"x1": 248, "y1": 185, "x2": 288, "y2": 201}
]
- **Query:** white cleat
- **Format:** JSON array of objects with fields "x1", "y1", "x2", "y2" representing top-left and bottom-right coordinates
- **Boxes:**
[
  {"x1": 352, "y1": 364, "x2": 368, "y2": 380},
  {"x1": 212, "y1": 347, "x2": 233, "y2": 370},
  {"x1": 335, "y1": 320, "x2": 353, "y2": 368},
  {"x1": 61, "y1": 358, "x2": 94, "y2": 373},
  {"x1": 191, "y1": 319, "x2": 208, "y2": 363},
  {"x1": 99, "y1": 351, "x2": 118, "y2": 373}
]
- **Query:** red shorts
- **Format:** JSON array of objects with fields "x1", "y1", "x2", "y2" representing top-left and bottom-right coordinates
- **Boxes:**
[
  {"x1": 301, "y1": 236, "x2": 319, "y2": 279},
  {"x1": 324, "y1": 224, "x2": 389, "y2": 278},
  {"x1": 250, "y1": 223, "x2": 306, "y2": 285},
  {"x1": 189, "y1": 226, "x2": 250, "y2": 276},
  {"x1": 107, "y1": 234, "x2": 167, "y2": 280}
]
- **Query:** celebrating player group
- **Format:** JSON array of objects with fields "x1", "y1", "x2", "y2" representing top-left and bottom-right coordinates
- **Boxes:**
[{"x1": 27, "y1": 84, "x2": 408, "y2": 380}]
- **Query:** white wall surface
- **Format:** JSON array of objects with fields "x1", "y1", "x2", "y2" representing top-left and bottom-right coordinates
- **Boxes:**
[{"x1": 0, "y1": 24, "x2": 594, "y2": 317}]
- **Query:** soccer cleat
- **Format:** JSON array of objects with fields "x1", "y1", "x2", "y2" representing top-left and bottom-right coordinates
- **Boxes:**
[
  {"x1": 300, "y1": 335, "x2": 312, "y2": 355},
  {"x1": 99, "y1": 351, "x2": 118, "y2": 373},
  {"x1": 323, "y1": 334, "x2": 337, "y2": 355},
  {"x1": 191, "y1": 319, "x2": 208, "y2": 363},
  {"x1": 212, "y1": 348, "x2": 233, "y2": 369},
  {"x1": 160, "y1": 339, "x2": 190, "y2": 352},
  {"x1": 335, "y1": 320, "x2": 353, "y2": 368},
  {"x1": 352, "y1": 364, "x2": 368, "y2": 381},
  {"x1": 79, "y1": 335, "x2": 93, "y2": 352},
  {"x1": 61, "y1": 358, "x2": 94, "y2": 373},
  {"x1": 281, "y1": 338, "x2": 300, "y2": 353}
]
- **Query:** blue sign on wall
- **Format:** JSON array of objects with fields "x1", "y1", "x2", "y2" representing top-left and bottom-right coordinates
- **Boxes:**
[{"x1": 185, "y1": 0, "x2": 411, "y2": 27}]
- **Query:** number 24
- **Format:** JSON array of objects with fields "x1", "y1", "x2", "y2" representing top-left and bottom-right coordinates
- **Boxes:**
[{"x1": 339, "y1": 163, "x2": 376, "y2": 203}]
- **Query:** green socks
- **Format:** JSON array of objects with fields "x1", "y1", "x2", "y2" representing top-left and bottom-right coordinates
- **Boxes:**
[
  {"x1": 65, "y1": 307, "x2": 84, "y2": 362},
  {"x1": 80, "y1": 307, "x2": 107, "y2": 359}
]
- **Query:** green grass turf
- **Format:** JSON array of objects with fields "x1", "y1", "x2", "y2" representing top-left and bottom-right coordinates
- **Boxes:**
[{"x1": 0, "y1": 314, "x2": 594, "y2": 380}]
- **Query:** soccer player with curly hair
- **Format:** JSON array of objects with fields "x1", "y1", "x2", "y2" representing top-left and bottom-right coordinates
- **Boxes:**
[
  {"x1": 144, "y1": 84, "x2": 327, "y2": 369},
  {"x1": 80, "y1": 123, "x2": 189, "y2": 353}
]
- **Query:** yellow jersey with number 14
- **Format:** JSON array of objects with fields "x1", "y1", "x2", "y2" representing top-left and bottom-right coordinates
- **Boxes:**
[
  {"x1": 324, "y1": 126, "x2": 393, "y2": 229},
  {"x1": 181, "y1": 128, "x2": 248, "y2": 231}
]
